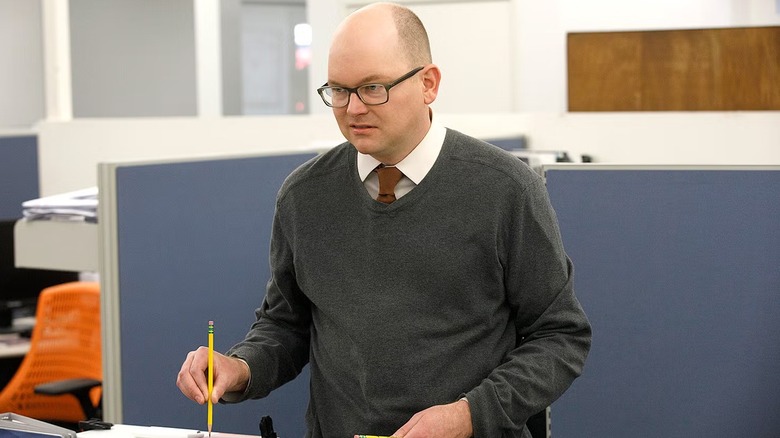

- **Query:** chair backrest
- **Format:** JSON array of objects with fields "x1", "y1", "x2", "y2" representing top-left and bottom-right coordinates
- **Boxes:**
[{"x1": 0, "y1": 281, "x2": 101, "y2": 423}]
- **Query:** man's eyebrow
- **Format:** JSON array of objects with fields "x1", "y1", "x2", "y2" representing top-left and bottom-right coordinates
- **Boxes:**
[{"x1": 327, "y1": 74, "x2": 388, "y2": 87}]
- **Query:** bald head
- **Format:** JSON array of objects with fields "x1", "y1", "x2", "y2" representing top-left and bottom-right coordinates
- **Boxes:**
[
  {"x1": 323, "y1": 2, "x2": 441, "y2": 165},
  {"x1": 331, "y1": 2, "x2": 432, "y2": 69},
  {"x1": 385, "y1": 3, "x2": 432, "y2": 66}
]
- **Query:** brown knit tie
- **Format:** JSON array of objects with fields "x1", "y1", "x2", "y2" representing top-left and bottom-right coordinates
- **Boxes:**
[{"x1": 375, "y1": 165, "x2": 403, "y2": 204}]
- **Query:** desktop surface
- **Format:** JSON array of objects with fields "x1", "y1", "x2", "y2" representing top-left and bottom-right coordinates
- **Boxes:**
[{"x1": 0, "y1": 315, "x2": 33, "y2": 390}]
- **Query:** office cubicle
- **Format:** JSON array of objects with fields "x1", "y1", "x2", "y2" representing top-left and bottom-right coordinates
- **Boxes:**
[
  {"x1": 0, "y1": 134, "x2": 38, "y2": 383},
  {"x1": 99, "y1": 156, "x2": 779, "y2": 436},
  {"x1": 0, "y1": 134, "x2": 39, "y2": 221},
  {"x1": 98, "y1": 152, "x2": 316, "y2": 436},
  {"x1": 545, "y1": 165, "x2": 780, "y2": 437}
]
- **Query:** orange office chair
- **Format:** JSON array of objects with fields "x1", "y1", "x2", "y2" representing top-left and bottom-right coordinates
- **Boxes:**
[{"x1": 0, "y1": 281, "x2": 102, "y2": 426}]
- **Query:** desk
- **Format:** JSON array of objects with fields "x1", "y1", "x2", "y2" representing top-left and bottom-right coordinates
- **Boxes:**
[
  {"x1": 0, "y1": 316, "x2": 33, "y2": 389},
  {"x1": 0, "y1": 339, "x2": 28, "y2": 389},
  {"x1": 78, "y1": 425, "x2": 260, "y2": 438},
  {"x1": 0, "y1": 342, "x2": 27, "y2": 390},
  {"x1": 0, "y1": 315, "x2": 33, "y2": 358},
  {"x1": 0, "y1": 336, "x2": 30, "y2": 358},
  {"x1": 0, "y1": 419, "x2": 259, "y2": 438}
]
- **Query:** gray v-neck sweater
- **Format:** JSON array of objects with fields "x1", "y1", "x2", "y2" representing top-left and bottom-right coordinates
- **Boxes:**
[{"x1": 228, "y1": 128, "x2": 591, "y2": 437}]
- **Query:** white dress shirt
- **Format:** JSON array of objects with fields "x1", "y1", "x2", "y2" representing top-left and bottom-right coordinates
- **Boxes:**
[{"x1": 357, "y1": 117, "x2": 447, "y2": 200}]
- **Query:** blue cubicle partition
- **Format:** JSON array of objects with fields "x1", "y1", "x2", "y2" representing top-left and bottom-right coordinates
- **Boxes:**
[
  {"x1": 0, "y1": 135, "x2": 39, "y2": 220},
  {"x1": 112, "y1": 152, "x2": 316, "y2": 436},
  {"x1": 545, "y1": 166, "x2": 780, "y2": 437}
]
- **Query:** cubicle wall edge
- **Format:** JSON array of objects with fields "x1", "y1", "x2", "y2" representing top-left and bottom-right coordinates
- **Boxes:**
[
  {"x1": 97, "y1": 162, "x2": 124, "y2": 423},
  {"x1": 541, "y1": 163, "x2": 780, "y2": 176}
]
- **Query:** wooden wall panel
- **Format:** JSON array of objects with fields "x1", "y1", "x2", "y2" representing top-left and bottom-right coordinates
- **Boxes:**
[{"x1": 567, "y1": 26, "x2": 780, "y2": 111}]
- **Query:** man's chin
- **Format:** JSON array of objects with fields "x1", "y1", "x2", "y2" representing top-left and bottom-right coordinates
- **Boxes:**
[{"x1": 350, "y1": 140, "x2": 380, "y2": 156}]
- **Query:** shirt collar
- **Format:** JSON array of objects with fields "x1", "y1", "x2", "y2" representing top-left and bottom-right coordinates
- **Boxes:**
[{"x1": 357, "y1": 116, "x2": 446, "y2": 184}]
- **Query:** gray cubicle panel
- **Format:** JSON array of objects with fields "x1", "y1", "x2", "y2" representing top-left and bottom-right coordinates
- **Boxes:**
[
  {"x1": 105, "y1": 152, "x2": 317, "y2": 436},
  {"x1": 0, "y1": 134, "x2": 39, "y2": 220},
  {"x1": 544, "y1": 166, "x2": 780, "y2": 437}
]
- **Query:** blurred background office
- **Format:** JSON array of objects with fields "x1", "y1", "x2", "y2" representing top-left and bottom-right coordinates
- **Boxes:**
[
  {"x1": 2, "y1": 0, "x2": 779, "y2": 121},
  {"x1": 1, "y1": 1, "x2": 778, "y2": 434},
  {"x1": 1, "y1": 0, "x2": 779, "y2": 192}
]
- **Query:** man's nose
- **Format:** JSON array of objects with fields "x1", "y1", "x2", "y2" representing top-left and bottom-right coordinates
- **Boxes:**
[{"x1": 345, "y1": 91, "x2": 368, "y2": 114}]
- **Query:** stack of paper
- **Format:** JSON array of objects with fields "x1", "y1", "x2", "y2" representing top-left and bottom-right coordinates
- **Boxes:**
[{"x1": 22, "y1": 187, "x2": 98, "y2": 223}]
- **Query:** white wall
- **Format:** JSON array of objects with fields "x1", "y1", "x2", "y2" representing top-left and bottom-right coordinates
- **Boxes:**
[
  {"x1": 0, "y1": 0, "x2": 45, "y2": 127},
  {"x1": 512, "y1": 112, "x2": 780, "y2": 165},
  {"x1": 35, "y1": 111, "x2": 780, "y2": 196},
  {"x1": 69, "y1": 0, "x2": 197, "y2": 117},
  {"x1": 35, "y1": 115, "x2": 343, "y2": 195}
]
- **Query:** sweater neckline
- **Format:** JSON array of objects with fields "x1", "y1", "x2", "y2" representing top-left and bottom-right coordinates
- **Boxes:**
[{"x1": 351, "y1": 131, "x2": 451, "y2": 211}]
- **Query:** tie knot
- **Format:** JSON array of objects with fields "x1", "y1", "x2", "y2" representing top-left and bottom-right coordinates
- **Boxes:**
[{"x1": 375, "y1": 165, "x2": 403, "y2": 204}]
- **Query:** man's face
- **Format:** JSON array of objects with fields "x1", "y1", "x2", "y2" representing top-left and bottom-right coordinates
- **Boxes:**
[
  {"x1": 326, "y1": 15, "x2": 430, "y2": 164},
  {"x1": 330, "y1": 66, "x2": 424, "y2": 164}
]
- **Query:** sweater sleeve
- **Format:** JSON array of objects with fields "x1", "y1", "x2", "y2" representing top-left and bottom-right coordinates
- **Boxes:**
[
  {"x1": 465, "y1": 178, "x2": 592, "y2": 437},
  {"x1": 225, "y1": 201, "x2": 312, "y2": 400}
]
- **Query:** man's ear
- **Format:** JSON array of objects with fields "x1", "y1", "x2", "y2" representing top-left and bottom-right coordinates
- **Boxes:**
[{"x1": 421, "y1": 64, "x2": 441, "y2": 105}]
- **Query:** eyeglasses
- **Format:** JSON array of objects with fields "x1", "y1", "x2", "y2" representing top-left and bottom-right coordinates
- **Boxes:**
[{"x1": 317, "y1": 66, "x2": 424, "y2": 108}]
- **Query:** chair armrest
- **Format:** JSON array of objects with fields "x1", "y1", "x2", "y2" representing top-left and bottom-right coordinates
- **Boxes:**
[
  {"x1": 35, "y1": 378, "x2": 102, "y2": 419},
  {"x1": 34, "y1": 378, "x2": 102, "y2": 395}
]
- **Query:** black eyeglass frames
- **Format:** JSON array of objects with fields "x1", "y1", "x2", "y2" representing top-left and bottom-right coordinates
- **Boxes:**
[{"x1": 317, "y1": 66, "x2": 425, "y2": 108}]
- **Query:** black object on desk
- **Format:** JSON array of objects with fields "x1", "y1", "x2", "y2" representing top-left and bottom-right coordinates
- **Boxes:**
[
  {"x1": 259, "y1": 416, "x2": 277, "y2": 438},
  {"x1": 18, "y1": 327, "x2": 33, "y2": 339},
  {"x1": 78, "y1": 418, "x2": 113, "y2": 431}
]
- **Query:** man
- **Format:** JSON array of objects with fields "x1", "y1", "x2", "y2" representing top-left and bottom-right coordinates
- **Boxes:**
[{"x1": 177, "y1": 3, "x2": 591, "y2": 437}]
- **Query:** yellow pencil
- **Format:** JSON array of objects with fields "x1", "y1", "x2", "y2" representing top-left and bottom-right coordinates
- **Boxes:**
[{"x1": 208, "y1": 320, "x2": 214, "y2": 436}]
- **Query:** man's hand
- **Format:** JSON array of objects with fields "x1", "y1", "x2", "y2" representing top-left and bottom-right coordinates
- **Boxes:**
[
  {"x1": 392, "y1": 399, "x2": 473, "y2": 438},
  {"x1": 176, "y1": 346, "x2": 250, "y2": 404}
]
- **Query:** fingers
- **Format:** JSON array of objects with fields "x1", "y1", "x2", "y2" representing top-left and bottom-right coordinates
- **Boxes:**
[
  {"x1": 177, "y1": 347, "x2": 252, "y2": 406},
  {"x1": 392, "y1": 401, "x2": 472, "y2": 438},
  {"x1": 176, "y1": 346, "x2": 210, "y2": 404}
]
